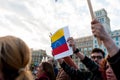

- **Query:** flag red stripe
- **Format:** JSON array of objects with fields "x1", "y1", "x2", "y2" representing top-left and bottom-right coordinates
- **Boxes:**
[{"x1": 52, "y1": 43, "x2": 69, "y2": 55}]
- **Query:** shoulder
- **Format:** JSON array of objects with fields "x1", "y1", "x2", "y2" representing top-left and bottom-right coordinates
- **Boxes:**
[{"x1": 56, "y1": 68, "x2": 70, "y2": 80}]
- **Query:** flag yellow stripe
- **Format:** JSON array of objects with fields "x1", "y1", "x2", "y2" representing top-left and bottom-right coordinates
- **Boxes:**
[{"x1": 51, "y1": 28, "x2": 64, "y2": 43}]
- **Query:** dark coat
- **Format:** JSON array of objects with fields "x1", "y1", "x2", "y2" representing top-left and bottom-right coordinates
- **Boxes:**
[{"x1": 60, "y1": 56, "x2": 105, "y2": 80}]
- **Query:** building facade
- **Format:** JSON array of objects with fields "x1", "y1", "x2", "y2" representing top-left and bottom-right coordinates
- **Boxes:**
[
  {"x1": 95, "y1": 8, "x2": 111, "y2": 34},
  {"x1": 111, "y1": 30, "x2": 120, "y2": 48},
  {"x1": 31, "y1": 49, "x2": 50, "y2": 66}
]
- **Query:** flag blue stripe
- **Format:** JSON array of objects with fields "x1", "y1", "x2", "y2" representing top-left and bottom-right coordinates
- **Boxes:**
[{"x1": 51, "y1": 36, "x2": 66, "y2": 49}]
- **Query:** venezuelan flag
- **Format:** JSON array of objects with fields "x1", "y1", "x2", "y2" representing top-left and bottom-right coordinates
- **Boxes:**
[
  {"x1": 50, "y1": 26, "x2": 73, "y2": 59},
  {"x1": 51, "y1": 28, "x2": 69, "y2": 56}
]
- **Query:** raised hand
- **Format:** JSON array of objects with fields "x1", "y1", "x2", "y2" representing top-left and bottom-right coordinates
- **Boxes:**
[
  {"x1": 91, "y1": 19, "x2": 110, "y2": 41},
  {"x1": 67, "y1": 37, "x2": 76, "y2": 51}
]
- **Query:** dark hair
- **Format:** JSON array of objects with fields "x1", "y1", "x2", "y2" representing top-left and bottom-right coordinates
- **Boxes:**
[
  {"x1": 91, "y1": 48, "x2": 105, "y2": 58},
  {"x1": 42, "y1": 62, "x2": 56, "y2": 80}
]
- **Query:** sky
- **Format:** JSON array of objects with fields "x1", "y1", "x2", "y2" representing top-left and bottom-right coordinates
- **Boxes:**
[{"x1": 0, "y1": 0, "x2": 120, "y2": 56}]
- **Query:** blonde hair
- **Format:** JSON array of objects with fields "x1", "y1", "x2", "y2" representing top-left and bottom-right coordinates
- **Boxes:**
[{"x1": 0, "y1": 36, "x2": 33, "y2": 80}]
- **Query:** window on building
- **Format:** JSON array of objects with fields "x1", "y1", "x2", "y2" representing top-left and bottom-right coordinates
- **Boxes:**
[
  {"x1": 98, "y1": 18, "x2": 104, "y2": 23},
  {"x1": 81, "y1": 48, "x2": 83, "y2": 52},
  {"x1": 116, "y1": 42, "x2": 119, "y2": 46},
  {"x1": 116, "y1": 37, "x2": 119, "y2": 41},
  {"x1": 101, "y1": 18, "x2": 104, "y2": 23},
  {"x1": 84, "y1": 48, "x2": 87, "y2": 51},
  {"x1": 88, "y1": 47, "x2": 92, "y2": 51},
  {"x1": 95, "y1": 40, "x2": 97, "y2": 44},
  {"x1": 116, "y1": 32, "x2": 119, "y2": 35},
  {"x1": 95, "y1": 45, "x2": 97, "y2": 48},
  {"x1": 96, "y1": 11, "x2": 102, "y2": 16},
  {"x1": 87, "y1": 42, "x2": 89, "y2": 46},
  {"x1": 95, "y1": 12, "x2": 98, "y2": 16}
]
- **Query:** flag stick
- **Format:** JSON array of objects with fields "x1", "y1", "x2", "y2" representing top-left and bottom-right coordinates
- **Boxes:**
[{"x1": 87, "y1": 0, "x2": 102, "y2": 46}]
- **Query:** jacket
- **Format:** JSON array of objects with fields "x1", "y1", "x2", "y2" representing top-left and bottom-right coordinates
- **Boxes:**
[{"x1": 60, "y1": 56, "x2": 105, "y2": 80}]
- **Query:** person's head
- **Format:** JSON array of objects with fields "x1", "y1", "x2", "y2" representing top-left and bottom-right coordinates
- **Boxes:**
[
  {"x1": 105, "y1": 55, "x2": 117, "y2": 80},
  {"x1": 91, "y1": 48, "x2": 105, "y2": 64},
  {"x1": 0, "y1": 36, "x2": 33, "y2": 80},
  {"x1": 105, "y1": 62, "x2": 117, "y2": 80},
  {"x1": 37, "y1": 62, "x2": 55, "y2": 80}
]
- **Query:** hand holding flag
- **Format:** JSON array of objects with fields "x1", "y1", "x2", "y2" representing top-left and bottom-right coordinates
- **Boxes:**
[{"x1": 50, "y1": 27, "x2": 78, "y2": 69}]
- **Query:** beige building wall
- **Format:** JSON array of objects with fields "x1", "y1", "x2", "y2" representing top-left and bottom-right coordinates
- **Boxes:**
[{"x1": 31, "y1": 49, "x2": 51, "y2": 65}]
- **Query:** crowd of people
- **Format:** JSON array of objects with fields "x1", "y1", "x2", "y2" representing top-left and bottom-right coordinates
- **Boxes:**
[{"x1": 0, "y1": 19, "x2": 120, "y2": 80}]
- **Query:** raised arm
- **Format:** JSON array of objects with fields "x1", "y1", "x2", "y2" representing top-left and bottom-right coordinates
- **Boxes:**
[
  {"x1": 58, "y1": 59, "x2": 91, "y2": 79},
  {"x1": 67, "y1": 37, "x2": 100, "y2": 73},
  {"x1": 91, "y1": 19, "x2": 120, "y2": 79},
  {"x1": 91, "y1": 19, "x2": 119, "y2": 57}
]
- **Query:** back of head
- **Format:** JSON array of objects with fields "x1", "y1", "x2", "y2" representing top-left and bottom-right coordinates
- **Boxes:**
[
  {"x1": 0, "y1": 36, "x2": 33, "y2": 80},
  {"x1": 91, "y1": 48, "x2": 105, "y2": 58},
  {"x1": 42, "y1": 62, "x2": 55, "y2": 80}
]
